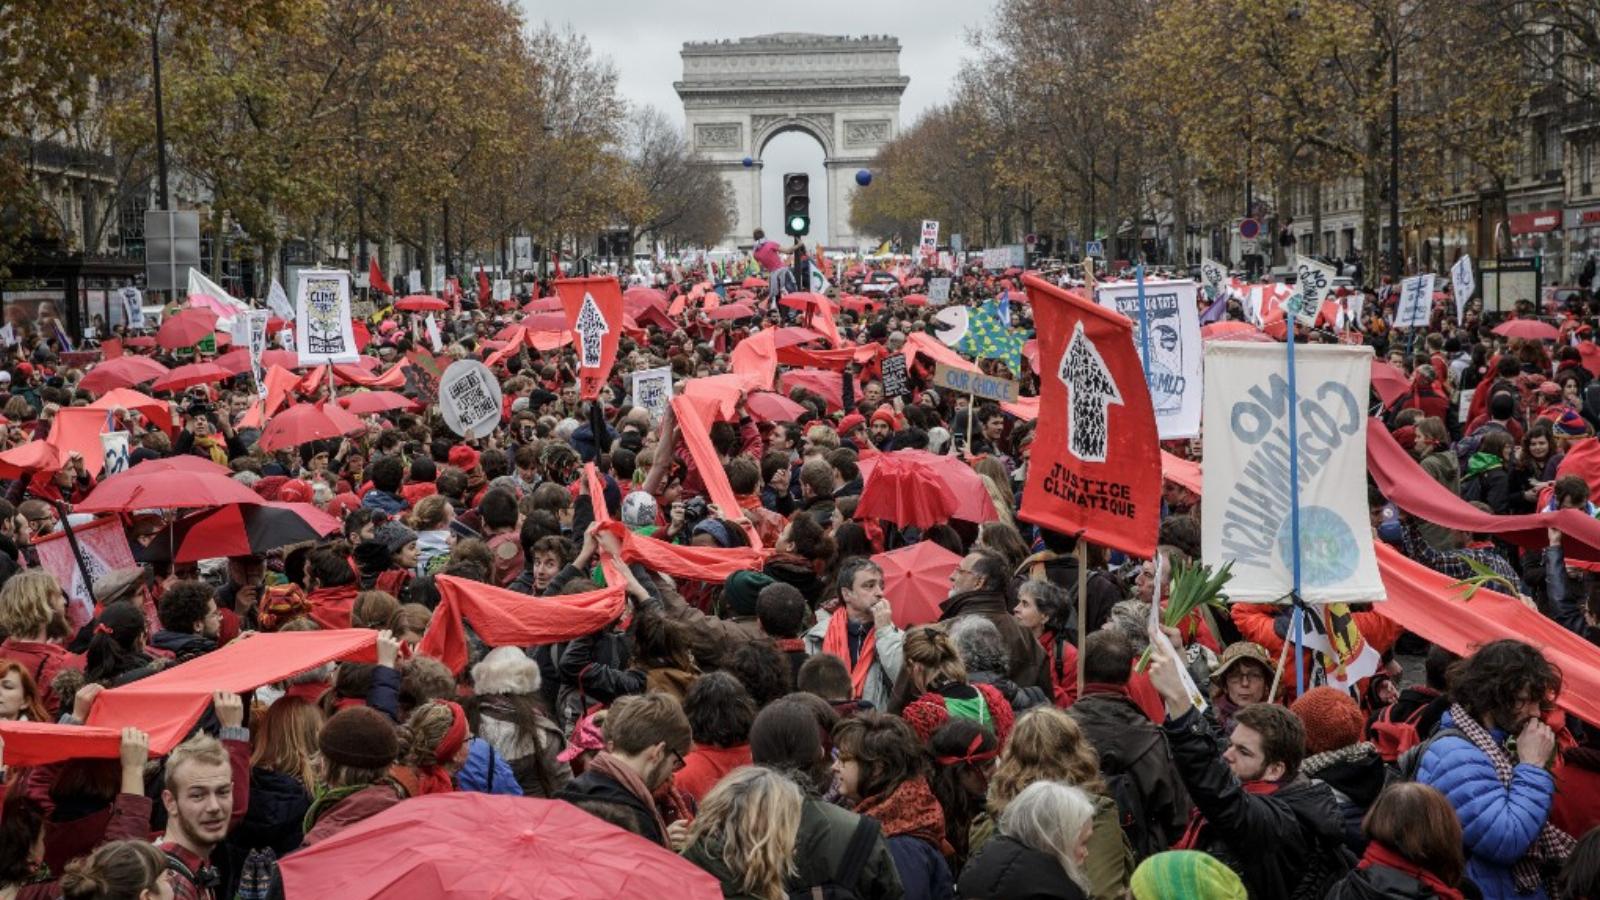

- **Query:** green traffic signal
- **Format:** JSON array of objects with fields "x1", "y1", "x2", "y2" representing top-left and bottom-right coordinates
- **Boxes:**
[{"x1": 787, "y1": 214, "x2": 810, "y2": 236}]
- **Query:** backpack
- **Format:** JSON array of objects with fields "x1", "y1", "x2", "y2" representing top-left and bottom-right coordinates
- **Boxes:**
[
  {"x1": 1394, "y1": 726, "x2": 1468, "y2": 782},
  {"x1": 1101, "y1": 771, "x2": 1159, "y2": 860},
  {"x1": 790, "y1": 814, "x2": 881, "y2": 900},
  {"x1": 233, "y1": 848, "x2": 280, "y2": 900}
]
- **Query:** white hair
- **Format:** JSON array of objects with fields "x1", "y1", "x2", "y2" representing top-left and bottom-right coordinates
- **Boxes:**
[
  {"x1": 927, "y1": 426, "x2": 952, "y2": 455},
  {"x1": 471, "y1": 646, "x2": 541, "y2": 695},
  {"x1": 552, "y1": 418, "x2": 581, "y2": 443},
  {"x1": 999, "y1": 781, "x2": 1095, "y2": 889},
  {"x1": 233, "y1": 471, "x2": 261, "y2": 488}
]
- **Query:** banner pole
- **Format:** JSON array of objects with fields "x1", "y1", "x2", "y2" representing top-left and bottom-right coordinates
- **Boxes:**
[
  {"x1": 1286, "y1": 313, "x2": 1305, "y2": 696},
  {"x1": 965, "y1": 389, "x2": 975, "y2": 456},
  {"x1": 1076, "y1": 538, "x2": 1088, "y2": 693},
  {"x1": 1134, "y1": 263, "x2": 1154, "y2": 384}
]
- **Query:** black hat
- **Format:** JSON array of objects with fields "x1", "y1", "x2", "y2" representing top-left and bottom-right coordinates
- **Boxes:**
[{"x1": 319, "y1": 706, "x2": 399, "y2": 770}]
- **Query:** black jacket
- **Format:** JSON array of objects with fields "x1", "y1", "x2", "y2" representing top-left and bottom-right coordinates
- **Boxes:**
[
  {"x1": 1068, "y1": 687, "x2": 1190, "y2": 852},
  {"x1": 1164, "y1": 708, "x2": 1349, "y2": 899},
  {"x1": 151, "y1": 629, "x2": 216, "y2": 662},
  {"x1": 1011, "y1": 553, "x2": 1122, "y2": 636},
  {"x1": 1325, "y1": 861, "x2": 1483, "y2": 900},
  {"x1": 214, "y1": 767, "x2": 311, "y2": 899},
  {"x1": 1302, "y1": 743, "x2": 1390, "y2": 854},
  {"x1": 939, "y1": 588, "x2": 1049, "y2": 693},
  {"x1": 957, "y1": 835, "x2": 1087, "y2": 900},
  {"x1": 555, "y1": 769, "x2": 664, "y2": 847}
]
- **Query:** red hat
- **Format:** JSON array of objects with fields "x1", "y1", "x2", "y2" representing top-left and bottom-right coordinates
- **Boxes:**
[
  {"x1": 838, "y1": 413, "x2": 866, "y2": 435},
  {"x1": 447, "y1": 445, "x2": 481, "y2": 472},
  {"x1": 278, "y1": 479, "x2": 314, "y2": 505},
  {"x1": 870, "y1": 407, "x2": 897, "y2": 429},
  {"x1": 1391, "y1": 425, "x2": 1416, "y2": 452},
  {"x1": 1290, "y1": 687, "x2": 1367, "y2": 755},
  {"x1": 327, "y1": 491, "x2": 362, "y2": 518},
  {"x1": 16, "y1": 363, "x2": 33, "y2": 377}
]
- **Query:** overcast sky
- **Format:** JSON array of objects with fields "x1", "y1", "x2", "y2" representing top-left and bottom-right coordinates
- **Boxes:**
[{"x1": 517, "y1": 0, "x2": 999, "y2": 243}]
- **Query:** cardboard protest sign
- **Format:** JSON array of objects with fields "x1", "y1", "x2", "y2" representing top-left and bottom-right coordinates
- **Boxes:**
[
  {"x1": 1019, "y1": 276, "x2": 1160, "y2": 558},
  {"x1": 100, "y1": 431, "x2": 130, "y2": 477},
  {"x1": 35, "y1": 517, "x2": 137, "y2": 633},
  {"x1": 1201, "y1": 342, "x2": 1381, "y2": 603},
  {"x1": 555, "y1": 276, "x2": 625, "y2": 400},
  {"x1": 294, "y1": 269, "x2": 359, "y2": 364},
  {"x1": 244, "y1": 309, "x2": 269, "y2": 398},
  {"x1": 1397, "y1": 274, "x2": 1435, "y2": 329},
  {"x1": 932, "y1": 362, "x2": 1017, "y2": 403},
  {"x1": 927, "y1": 277, "x2": 952, "y2": 305},
  {"x1": 1097, "y1": 280, "x2": 1202, "y2": 439},
  {"x1": 631, "y1": 366, "x2": 673, "y2": 421},
  {"x1": 438, "y1": 360, "x2": 503, "y2": 438},
  {"x1": 1450, "y1": 256, "x2": 1474, "y2": 325}
]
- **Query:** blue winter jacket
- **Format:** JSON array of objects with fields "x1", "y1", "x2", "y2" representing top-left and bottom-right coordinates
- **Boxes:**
[
  {"x1": 1416, "y1": 710, "x2": 1556, "y2": 900},
  {"x1": 885, "y1": 834, "x2": 954, "y2": 900},
  {"x1": 454, "y1": 737, "x2": 524, "y2": 796}
]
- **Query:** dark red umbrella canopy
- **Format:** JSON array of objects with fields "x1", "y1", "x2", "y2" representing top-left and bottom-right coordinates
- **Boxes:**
[
  {"x1": 705, "y1": 303, "x2": 756, "y2": 322},
  {"x1": 1493, "y1": 318, "x2": 1559, "y2": 342},
  {"x1": 257, "y1": 403, "x2": 365, "y2": 452},
  {"x1": 156, "y1": 308, "x2": 218, "y2": 350},
  {"x1": 78, "y1": 355, "x2": 170, "y2": 395},
  {"x1": 855, "y1": 453, "x2": 958, "y2": 529},
  {"x1": 150, "y1": 361, "x2": 232, "y2": 393},
  {"x1": 858, "y1": 450, "x2": 998, "y2": 524},
  {"x1": 396, "y1": 295, "x2": 448, "y2": 312},
  {"x1": 872, "y1": 540, "x2": 963, "y2": 628},
  {"x1": 76, "y1": 460, "x2": 260, "y2": 512},
  {"x1": 340, "y1": 391, "x2": 421, "y2": 415},
  {"x1": 744, "y1": 390, "x2": 806, "y2": 423},
  {"x1": 169, "y1": 501, "x2": 341, "y2": 562}
]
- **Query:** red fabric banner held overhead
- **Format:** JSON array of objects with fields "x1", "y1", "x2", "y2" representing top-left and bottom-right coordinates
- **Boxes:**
[
  {"x1": 555, "y1": 276, "x2": 625, "y2": 400},
  {"x1": 418, "y1": 575, "x2": 624, "y2": 675},
  {"x1": 1019, "y1": 275, "x2": 1160, "y2": 558}
]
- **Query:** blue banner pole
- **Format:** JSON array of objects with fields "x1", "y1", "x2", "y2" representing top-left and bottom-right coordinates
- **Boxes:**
[
  {"x1": 1286, "y1": 312, "x2": 1305, "y2": 696},
  {"x1": 1134, "y1": 263, "x2": 1154, "y2": 384}
]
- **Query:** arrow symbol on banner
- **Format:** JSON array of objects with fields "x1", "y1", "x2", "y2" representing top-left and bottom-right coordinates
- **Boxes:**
[
  {"x1": 575, "y1": 292, "x2": 609, "y2": 368},
  {"x1": 1061, "y1": 321, "x2": 1122, "y2": 463}
]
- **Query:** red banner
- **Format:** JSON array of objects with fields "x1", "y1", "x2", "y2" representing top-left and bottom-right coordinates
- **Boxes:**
[
  {"x1": 418, "y1": 574, "x2": 624, "y2": 674},
  {"x1": 368, "y1": 258, "x2": 393, "y2": 296},
  {"x1": 1019, "y1": 275, "x2": 1160, "y2": 558},
  {"x1": 555, "y1": 276, "x2": 625, "y2": 400}
]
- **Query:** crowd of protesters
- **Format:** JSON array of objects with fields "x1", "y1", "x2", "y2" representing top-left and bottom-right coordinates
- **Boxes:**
[{"x1": 1, "y1": 241, "x2": 1600, "y2": 900}]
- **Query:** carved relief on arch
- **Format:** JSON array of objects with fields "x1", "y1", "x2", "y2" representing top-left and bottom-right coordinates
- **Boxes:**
[
  {"x1": 752, "y1": 114, "x2": 835, "y2": 158},
  {"x1": 694, "y1": 122, "x2": 744, "y2": 151}
]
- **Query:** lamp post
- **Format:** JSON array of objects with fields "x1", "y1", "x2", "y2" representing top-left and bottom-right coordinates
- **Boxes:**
[{"x1": 1389, "y1": 34, "x2": 1401, "y2": 281}]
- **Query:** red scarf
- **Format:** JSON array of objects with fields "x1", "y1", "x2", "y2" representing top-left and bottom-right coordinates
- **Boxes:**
[
  {"x1": 1358, "y1": 841, "x2": 1464, "y2": 900},
  {"x1": 1175, "y1": 779, "x2": 1279, "y2": 849},
  {"x1": 307, "y1": 584, "x2": 360, "y2": 629},
  {"x1": 857, "y1": 777, "x2": 952, "y2": 855},
  {"x1": 822, "y1": 610, "x2": 875, "y2": 699}
]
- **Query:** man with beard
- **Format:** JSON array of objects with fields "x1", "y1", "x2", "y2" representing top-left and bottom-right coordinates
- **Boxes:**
[
  {"x1": 160, "y1": 692, "x2": 251, "y2": 900},
  {"x1": 0, "y1": 571, "x2": 79, "y2": 716},
  {"x1": 556, "y1": 692, "x2": 692, "y2": 849}
]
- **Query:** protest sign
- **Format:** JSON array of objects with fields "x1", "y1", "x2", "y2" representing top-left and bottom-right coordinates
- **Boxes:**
[
  {"x1": 1397, "y1": 273, "x2": 1435, "y2": 329},
  {"x1": 932, "y1": 361, "x2": 1017, "y2": 403},
  {"x1": 631, "y1": 366, "x2": 673, "y2": 421},
  {"x1": 492, "y1": 279, "x2": 512, "y2": 304},
  {"x1": 927, "y1": 277, "x2": 952, "y2": 305},
  {"x1": 406, "y1": 349, "x2": 442, "y2": 405},
  {"x1": 1019, "y1": 276, "x2": 1159, "y2": 558},
  {"x1": 425, "y1": 314, "x2": 443, "y2": 353},
  {"x1": 1291, "y1": 257, "x2": 1337, "y2": 329},
  {"x1": 881, "y1": 353, "x2": 910, "y2": 398},
  {"x1": 919, "y1": 220, "x2": 940, "y2": 260},
  {"x1": 245, "y1": 309, "x2": 269, "y2": 398},
  {"x1": 1450, "y1": 256, "x2": 1474, "y2": 324},
  {"x1": 1199, "y1": 258, "x2": 1228, "y2": 301},
  {"x1": 120, "y1": 287, "x2": 144, "y2": 329},
  {"x1": 438, "y1": 359, "x2": 503, "y2": 438},
  {"x1": 35, "y1": 517, "x2": 137, "y2": 633},
  {"x1": 294, "y1": 269, "x2": 359, "y2": 364},
  {"x1": 267, "y1": 278, "x2": 293, "y2": 320},
  {"x1": 1096, "y1": 280, "x2": 1202, "y2": 439},
  {"x1": 555, "y1": 276, "x2": 625, "y2": 400},
  {"x1": 982, "y1": 245, "x2": 1024, "y2": 270},
  {"x1": 100, "y1": 431, "x2": 130, "y2": 477},
  {"x1": 1201, "y1": 341, "x2": 1381, "y2": 603}
]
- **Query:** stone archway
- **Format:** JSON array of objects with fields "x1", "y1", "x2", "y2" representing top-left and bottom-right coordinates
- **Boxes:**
[{"x1": 675, "y1": 33, "x2": 907, "y2": 250}]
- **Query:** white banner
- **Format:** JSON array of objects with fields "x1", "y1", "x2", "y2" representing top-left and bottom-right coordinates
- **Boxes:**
[
  {"x1": 407, "y1": 269, "x2": 422, "y2": 295},
  {"x1": 631, "y1": 365, "x2": 673, "y2": 421},
  {"x1": 492, "y1": 279, "x2": 512, "y2": 303},
  {"x1": 245, "y1": 309, "x2": 270, "y2": 398},
  {"x1": 1397, "y1": 273, "x2": 1435, "y2": 329},
  {"x1": 981, "y1": 246, "x2": 1025, "y2": 270},
  {"x1": 425, "y1": 314, "x2": 443, "y2": 353},
  {"x1": 120, "y1": 287, "x2": 144, "y2": 329},
  {"x1": 187, "y1": 268, "x2": 247, "y2": 329},
  {"x1": 1291, "y1": 257, "x2": 1337, "y2": 328},
  {"x1": 293, "y1": 269, "x2": 359, "y2": 364},
  {"x1": 1450, "y1": 256, "x2": 1474, "y2": 325},
  {"x1": 1097, "y1": 279, "x2": 1202, "y2": 439},
  {"x1": 927, "y1": 277, "x2": 952, "y2": 305},
  {"x1": 100, "y1": 431, "x2": 130, "y2": 477},
  {"x1": 438, "y1": 360, "x2": 503, "y2": 438},
  {"x1": 919, "y1": 220, "x2": 940, "y2": 258},
  {"x1": 267, "y1": 278, "x2": 294, "y2": 320},
  {"x1": 1199, "y1": 258, "x2": 1228, "y2": 301},
  {"x1": 1201, "y1": 342, "x2": 1382, "y2": 603}
]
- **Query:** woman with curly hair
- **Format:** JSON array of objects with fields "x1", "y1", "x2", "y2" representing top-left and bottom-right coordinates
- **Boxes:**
[
  {"x1": 976, "y1": 707, "x2": 1133, "y2": 900},
  {"x1": 391, "y1": 699, "x2": 473, "y2": 796},
  {"x1": 832, "y1": 712, "x2": 955, "y2": 900},
  {"x1": 682, "y1": 766, "x2": 804, "y2": 900},
  {"x1": 898, "y1": 626, "x2": 1014, "y2": 747}
]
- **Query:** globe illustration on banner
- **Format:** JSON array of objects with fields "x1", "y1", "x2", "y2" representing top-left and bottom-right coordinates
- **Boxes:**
[
  {"x1": 1277, "y1": 505, "x2": 1358, "y2": 587},
  {"x1": 855, "y1": 169, "x2": 872, "y2": 186}
]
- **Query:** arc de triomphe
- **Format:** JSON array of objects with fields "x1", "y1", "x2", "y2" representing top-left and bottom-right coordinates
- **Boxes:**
[{"x1": 675, "y1": 34, "x2": 908, "y2": 251}]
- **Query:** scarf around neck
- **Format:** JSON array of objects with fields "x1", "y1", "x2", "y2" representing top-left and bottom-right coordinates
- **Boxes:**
[
  {"x1": 1358, "y1": 841, "x2": 1464, "y2": 900},
  {"x1": 822, "y1": 609, "x2": 875, "y2": 699},
  {"x1": 586, "y1": 750, "x2": 670, "y2": 846},
  {"x1": 857, "y1": 776, "x2": 950, "y2": 853}
]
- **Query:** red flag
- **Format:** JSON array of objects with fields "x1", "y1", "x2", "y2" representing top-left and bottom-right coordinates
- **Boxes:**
[
  {"x1": 477, "y1": 270, "x2": 492, "y2": 303},
  {"x1": 1019, "y1": 274, "x2": 1159, "y2": 558},
  {"x1": 554, "y1": 276, "x2": 624, "y2": 400},
  {"x1": 368, "y1": 258, "x2": 393, "y2": 296}
]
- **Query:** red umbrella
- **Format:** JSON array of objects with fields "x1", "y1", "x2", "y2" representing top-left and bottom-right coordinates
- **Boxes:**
[
  {"x1": 112, "y1": 455, "x2": 232, "y2": 478},
  {"x1": 1493, "y1": 319, "x2": 1559, "y2": 342},
  {"x1": 395, "y1": 295, "x2": 447, "y2": 312},
  {"x1": 257, "y1": 403, "x2": 364, "y2": 452},
  {"x1": 1371, "y1": 360, "x2": 1411, "y2": 407},
  {"x1": 859, "y1": 450, "x2": 997, "y2": 524},
  {"x1": 872, "y1": 541, "x2": 963, "y2": 628},
  {"x1": 855, "y1": 453, "x2": 957, "y2": 529},
  {"x1": 521, "y1": 312, "x2": 567, "y2": 331},
  {"x1": 741, "y1": 276, "x2": 766, "y2": 288},
  {"x1": 78, "y1": 355, "x2": 169, "y2": 394},
  {"x1": 150, "y1": 361, "x2": 232, "y2": 393},
  {"x1": 261, "y1": 349, "x2": 303, "y2": 369},
  {"x1": 770, "y1": 326, "x2": 824, "y2": 349},
  {"x1": 77, "y1": 462, "x2": 261, "y2": 512},
  {"x1": 778, "y1": 292, "x2": 829, "y2": 313},
  {"x1": 522, "y1": 296, "x2": 563, "y2": 312},
  {"x1": 123, "y1": 336, "x2": 157, "y2": 348},
  {"x1": 0, "y1": 441, "x2": 63, "y2": 480},
  {"x1": 169, "y1": 501, "x2": 341, "y2": 562},
  {"x1": 902, "y1": 293, "x2": 929, "y2": 307},
  {"x1": 904, "y1": 277, "x2": 925, "y2": 288},
  {"x1": 278, "y1": 793, "x2": 725, "y2": 900},
  {"x1": 745, "y1": 390, "x2": 807, "y2": 422},
  {"x1": 156, "y1": 308, "x2": 218, "y2": 350},
  {"x1": 212, "y1": 348, "x2": 254, "y2": 376},
  {"x1": 624, "y1": 286, "x2": 667, "y2": 307},
  {"x1": 339, "y1": 391, "x2": 420, "y2": 415},
  {"x1": 1201, "y1": 321, "x2": 1259, "y2": 340},
  {"x1": 705, "y1": 303, "x2": 756, "y2": 322}
]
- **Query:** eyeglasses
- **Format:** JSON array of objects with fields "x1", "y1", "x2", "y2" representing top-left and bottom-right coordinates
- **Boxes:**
[{"x1": 669, "y1": 748, "x2": 687, "y2": 771}]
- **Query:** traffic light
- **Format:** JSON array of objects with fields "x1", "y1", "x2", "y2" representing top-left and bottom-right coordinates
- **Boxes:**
[{"x1": 783, "y1": 173, "x2": 810, "y2": 237}]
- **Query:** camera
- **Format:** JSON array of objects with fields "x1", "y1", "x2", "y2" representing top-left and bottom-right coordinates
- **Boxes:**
[{"x1": 681, "y1": 496, "x2": 710, "y2": 525}]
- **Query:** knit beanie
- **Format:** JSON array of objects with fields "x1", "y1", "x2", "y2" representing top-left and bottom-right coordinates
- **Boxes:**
[
  {"x1": 723, "y1": 570, "x2": 775, "y2": 618},
  {"x1": 319, "y1": 706, "x2": 400, "y2": 770},
  {"x1": 1130, "y1": 850, "x2": 1247, "y2": 900},
  {"x1": 373, "y1": 520, "x2": 418, "y2": 556},
  {"x1": 1290, "y1": 686, "x2": 1367, "y2": 755}
]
